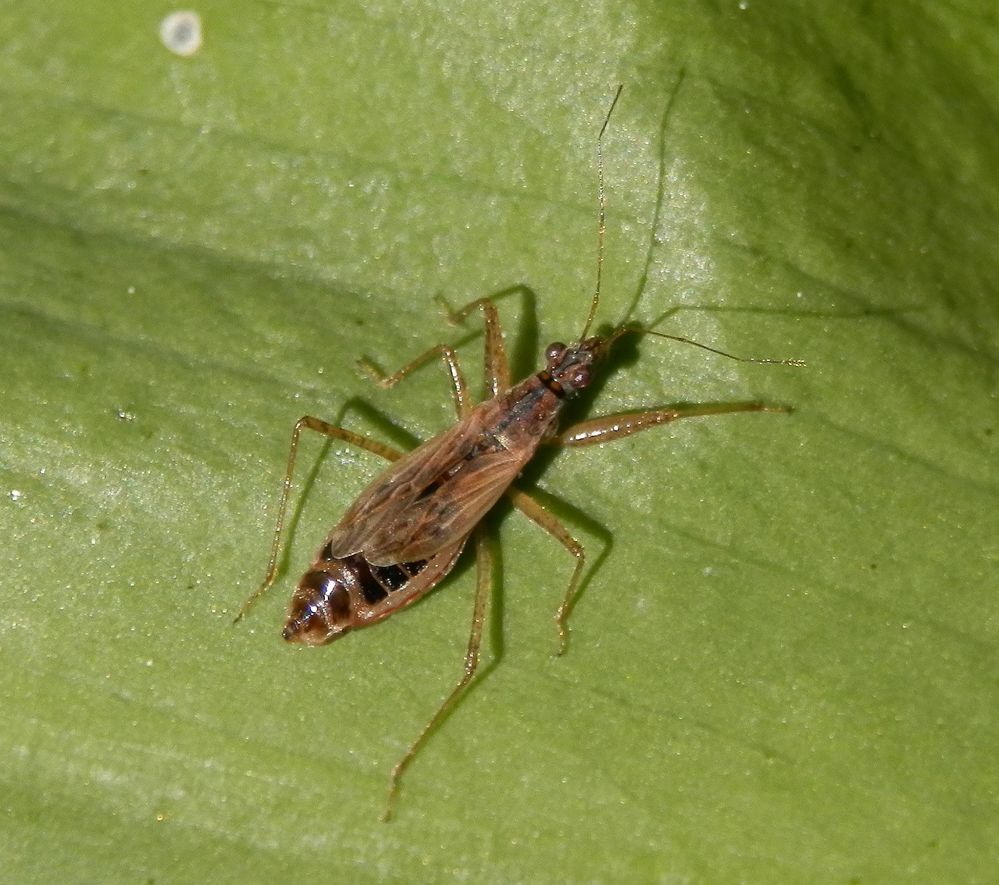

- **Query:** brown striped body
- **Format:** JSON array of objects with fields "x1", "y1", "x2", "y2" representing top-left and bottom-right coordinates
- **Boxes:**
[
  {"x1": 284, "y1": 545, "x2": 465, "y2": 645},
  {"x1": 241, "y1": 86, "x2": 800, "y2": 819},
  {"x1": 282, "y1": 338, "x2": 607, "y2": 646}
]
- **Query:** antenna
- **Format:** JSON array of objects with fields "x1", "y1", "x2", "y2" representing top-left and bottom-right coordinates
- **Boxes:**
[
  {"x1": 579, "y1": 84, "x2": 623, "y2": 342},
  {"x1": 607, "y1": 325, "x2": 805, "y2": 367},
  {"x1": 646, "y1": 330, "x2": 805, "y2": 365}
]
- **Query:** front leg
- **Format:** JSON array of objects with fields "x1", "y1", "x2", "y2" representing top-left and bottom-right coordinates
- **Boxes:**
[
  {"x1": 436, "y1": 295, "x2": 511, "y2": 396},
  {"x1": 359, "y1": 343, "x2": 472, "y2": 420}
]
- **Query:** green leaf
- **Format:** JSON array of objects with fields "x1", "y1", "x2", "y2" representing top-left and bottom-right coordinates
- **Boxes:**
[{"x1": 2, "y1": 2, "x2": 996, "y2": 881}]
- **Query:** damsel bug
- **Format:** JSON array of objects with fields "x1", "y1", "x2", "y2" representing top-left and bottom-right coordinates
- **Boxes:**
[{"x1": 237, "y1": 86, "x2": 802, "y2": 820}]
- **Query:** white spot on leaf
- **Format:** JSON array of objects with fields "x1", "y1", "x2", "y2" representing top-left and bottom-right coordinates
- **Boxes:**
[{"x1": 159, "y1": 11, "x2": 203, "y2": 57}]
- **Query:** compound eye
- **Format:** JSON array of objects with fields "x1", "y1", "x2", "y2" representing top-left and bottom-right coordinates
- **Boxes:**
[{"x1": 545, "y1": 342, "x2": 566, "y2": 363}]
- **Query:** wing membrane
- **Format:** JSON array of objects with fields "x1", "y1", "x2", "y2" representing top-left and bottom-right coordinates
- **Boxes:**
[{"x1": 328, "y1": 406, "x2": 530, "y2": 565}]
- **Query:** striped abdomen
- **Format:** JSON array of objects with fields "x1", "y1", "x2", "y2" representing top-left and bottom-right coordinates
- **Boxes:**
[{"x1": 283, "y1": 539, "x2": 465, "y2": 645}]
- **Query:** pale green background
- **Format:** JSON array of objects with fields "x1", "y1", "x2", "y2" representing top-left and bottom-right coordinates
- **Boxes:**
[{"x1": 1, "y1": 2, "x2": 996, "y2": 882}]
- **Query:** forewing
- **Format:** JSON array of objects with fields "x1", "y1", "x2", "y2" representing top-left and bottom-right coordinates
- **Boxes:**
[
  {"x1": 328, "y1": 401, "x2": 531, "y2": 562},
  {"x1": 363, "y1": 447, "x2": 524, "y2": 564},
  {"x1": 328, "y1": 419, "x2": 473, "y2": 557}
]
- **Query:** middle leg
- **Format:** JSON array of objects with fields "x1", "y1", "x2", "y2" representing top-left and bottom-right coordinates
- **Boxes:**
[{"x1": 506, "y1": 486, "x2": 587, "y2": 656}]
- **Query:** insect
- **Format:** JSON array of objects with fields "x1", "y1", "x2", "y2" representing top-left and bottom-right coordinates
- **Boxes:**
[{"x1": 237, "y1": 85, "x2": 802, "y2": 820}]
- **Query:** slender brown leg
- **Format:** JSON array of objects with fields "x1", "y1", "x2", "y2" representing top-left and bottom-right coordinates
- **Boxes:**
[
  {"x1": 436, "y1": 295, "x2": 511, "y2": 395},
  {"x1": 361, "y1": 294, "x2": 515, "y2": 418},
  {"x1": 375, "y1": 298, "x2": 513, "y2": 819},
  {"x1": 383, "y1": 526, "x2": 493, "y2": 822},
  {"x1": 506, "y1": 486, "x2": 586, "y2": 656},
  {"x1": 519, "y1": 401, "x2": 791, "y2": 646},
  {"x1": 552, "y1": 402, "x2": 791, "y2": 447},
  {"x1": 236, "y1": 417, "x2": 404, "y2": 622},
  {"x1": 359, "y1": 343, "x2": 472, "y2": 419}
]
